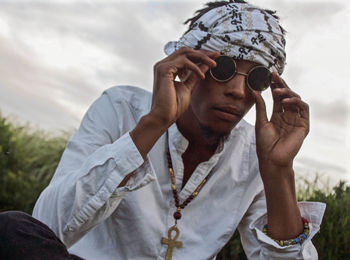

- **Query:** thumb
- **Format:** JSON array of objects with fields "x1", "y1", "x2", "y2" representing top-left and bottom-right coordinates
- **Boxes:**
[{"x1": 253, "y1": 91, "x2": 268, "y2": 128}]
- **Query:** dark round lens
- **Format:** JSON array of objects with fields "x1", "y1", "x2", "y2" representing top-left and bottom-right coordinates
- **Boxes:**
[
  {"x1": 210, "y1": 56, "x2": 236, "y2": 82},
  {"x1": 247, "y1": 67, "x2": 271, "y2": 91}
]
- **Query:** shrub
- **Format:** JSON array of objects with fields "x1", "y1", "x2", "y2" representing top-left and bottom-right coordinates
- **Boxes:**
[
  {"x1": 303, "y1": 181, "x2": 350, "y2": 259},
  {"x1": 217, "y1": 179, "x2": 350, "y2": 259},
  {"x1": 0, "y1": 113, "x2": 69, "y2": 213}
]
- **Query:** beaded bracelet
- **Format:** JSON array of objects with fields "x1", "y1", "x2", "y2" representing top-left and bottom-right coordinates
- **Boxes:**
[{"x1": 262, "y1": 217, "x2": 310, "y2": 247}]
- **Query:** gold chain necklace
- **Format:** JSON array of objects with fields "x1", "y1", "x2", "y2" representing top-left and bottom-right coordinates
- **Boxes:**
[{"x1": 161, "y1": 150, "x2": 209, "y2": 260}]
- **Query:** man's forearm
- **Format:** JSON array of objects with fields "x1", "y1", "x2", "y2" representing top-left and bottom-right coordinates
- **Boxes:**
[
  {"x1": 130, "y1": 113, "x2": 170, "y2": 159},
  {"x1": 261, "y1": 166, "x2": 303, "y2": 240},
  {"x1": 118, "y1": 114, "x2": 169, "y2": 188}
]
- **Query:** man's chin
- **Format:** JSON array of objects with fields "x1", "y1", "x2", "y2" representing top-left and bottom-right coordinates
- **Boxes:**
[{"x1": 199, "y1": 123, "x2": 232, "y2": 145}]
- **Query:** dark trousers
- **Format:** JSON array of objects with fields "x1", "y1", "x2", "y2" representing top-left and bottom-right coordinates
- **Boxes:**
[{"x1": 0, "y1": 211, "x2": 84, "y2": 260}]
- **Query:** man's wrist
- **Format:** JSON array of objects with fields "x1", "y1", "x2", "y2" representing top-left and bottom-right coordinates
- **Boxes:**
[
  {"x1": 259, "y1": 162, "x2": 294, "y2": 184},
  {"x1": 142, "y1": 112, "x2": 173, "y2": 131},
  {"x1": 130, "y1": 113, "x2": 170, "y2": 159},
  {"x1": 260, "y1": 165, "x2": 303, "y2": 240},
  {"x1": 147, "y1": 108, "x2": 176, "y2": 129}
]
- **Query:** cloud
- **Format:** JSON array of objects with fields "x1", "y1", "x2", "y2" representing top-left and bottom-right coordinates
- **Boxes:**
[
  {"x1": 0, "y1": 33, "x2": 99, "y2": 130},
  {"x1": 0, "y1": 1, "x2": 198, "y2": 87},
  {"x1": 296, "y1": 155, "x2": 347, "y2": 177},
  {"x1": 0, "y1": 2, "x2": 192, "y2": 130},
  {"x1": 250, "y1": 0, "x2": 346, "y2": 24},
  {"x1": 311, "y1": 99, "x2": 350, "y2": 126}
]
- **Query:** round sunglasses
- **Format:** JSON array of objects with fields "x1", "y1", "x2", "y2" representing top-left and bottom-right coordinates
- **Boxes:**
[{"x1": 209, "y1": 55, "x2": 272, "y2": 91}]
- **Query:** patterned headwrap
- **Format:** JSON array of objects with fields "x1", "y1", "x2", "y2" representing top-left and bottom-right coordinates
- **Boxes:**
[{"x1": 164, "y1": 2, "x2": 286, "y2": 74}]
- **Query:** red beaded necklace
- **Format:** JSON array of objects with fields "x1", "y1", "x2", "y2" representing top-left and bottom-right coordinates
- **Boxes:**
[{"x1": 161, "y1": 149, "x2": 209, "y2": 260}]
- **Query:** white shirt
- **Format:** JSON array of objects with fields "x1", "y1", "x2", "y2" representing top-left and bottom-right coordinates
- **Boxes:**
[{"x1": 33, "y1": 85, "x2": 326, "y2": 260}]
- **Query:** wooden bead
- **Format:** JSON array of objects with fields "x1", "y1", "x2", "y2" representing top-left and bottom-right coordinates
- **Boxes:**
[
  {"x1": 174, "y1": 211, "x2": 182, "y2": 220},
  {"x1": 167, "y1": 150, "x2": 210, "y2": 222}
]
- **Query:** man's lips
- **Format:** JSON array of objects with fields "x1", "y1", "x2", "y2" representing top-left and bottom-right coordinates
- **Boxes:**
[{"x1": 213, "y1": 106, "x2": 243, "y2": 122}]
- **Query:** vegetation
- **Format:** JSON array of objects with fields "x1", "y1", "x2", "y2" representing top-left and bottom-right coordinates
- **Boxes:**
[
  {"x1": 0, "y1": 113, "x2": 69, "y2": 213},
  {"x1": 217, "y1": 180, "x2": 350, "y2": 260},
  {"x1": 0, "y1": 113, "x2": 349, "y2": 259},
  {"x1": 301, "y1": 181, "x2": 350, "y2": 259}
]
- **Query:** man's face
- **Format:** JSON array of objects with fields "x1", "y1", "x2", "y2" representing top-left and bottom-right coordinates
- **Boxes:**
[{"x1": 188, "y1": 59, "x2": 258, "y2": 138}]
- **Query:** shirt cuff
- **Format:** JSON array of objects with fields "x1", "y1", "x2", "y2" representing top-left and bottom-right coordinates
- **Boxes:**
[
  {"x1": 112, "y1": 132, "x2": 156, "y2": 195},
  {"x1": 254, "y1": 202, "x2": 326, "y2": 249}
]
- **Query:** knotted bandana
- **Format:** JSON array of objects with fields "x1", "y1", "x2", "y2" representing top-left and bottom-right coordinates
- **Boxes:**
[{"x1": 164, "y1": 2, "x2": 286, "y2": 74}]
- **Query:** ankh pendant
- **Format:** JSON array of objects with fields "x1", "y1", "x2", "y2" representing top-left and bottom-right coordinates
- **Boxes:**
[{"x1": 161, "y1": 225, "x2": 183, "y2": 260}]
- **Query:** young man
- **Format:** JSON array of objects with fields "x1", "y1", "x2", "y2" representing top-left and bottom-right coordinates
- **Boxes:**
[{"x1": 28, "y1": 1, "x2": 325, "y2": 259}]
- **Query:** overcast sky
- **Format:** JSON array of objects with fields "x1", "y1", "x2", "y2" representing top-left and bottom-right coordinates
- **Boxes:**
[{"x1": 0, "y1": 0, "x2": 349, "y2": 187}]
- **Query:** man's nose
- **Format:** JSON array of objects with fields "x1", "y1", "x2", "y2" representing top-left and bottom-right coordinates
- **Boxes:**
[{"x1": 224, "y1": 72, "x2": 247, "y2": 99}]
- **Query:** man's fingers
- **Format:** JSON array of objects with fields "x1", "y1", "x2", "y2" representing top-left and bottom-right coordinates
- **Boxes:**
[
  {"x1": 270, "y1": 72, "x2": 289, "y2": 113},
  {"x1": 183, "y1": 58, "x2": 206, "y2": 80},
  {"x1": 299, "y1": 101, "x2": 309, "y2": 120},
  {"x1": 253, "y1": 91, "x2": 268, "y2": 127},
  {"x1": 282, "y1": 97, "x2": 309, "y2": 120},
  {"x1": 271, "y1": 84, "x2": 283, "y2": 113},
  {"x1": 187, "y1": 51, "x2": 218, "y2": 68},
  {"x1": 184, "y1": 63, "x2": 210, "y2": 90},
  {"x1": 169, "y1": 47, "x2": 219, "y2": 65},
  {"x1": 271, "y1": 72, "x2": 290, "y2": 89},
  {"x1": 271, "y1": 83, "x2": 300, "y2": 113},
  {"x1": 162, "y1": 48, "x2": 218, "y2": 84},
  {"x1": 272, "y1": 87, "x2": 300, "y2": 99},
  {"x1": 176, "y1": 48, "x2": 219, "y2": 70},
  {"x1": 181, "y1": 50, "x2": 219, "y2": 89}
]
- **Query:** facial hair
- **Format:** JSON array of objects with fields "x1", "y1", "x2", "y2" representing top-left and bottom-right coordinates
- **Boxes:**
[{"x1": 199, "y1": 123, "x2": 230, "y2": 146}]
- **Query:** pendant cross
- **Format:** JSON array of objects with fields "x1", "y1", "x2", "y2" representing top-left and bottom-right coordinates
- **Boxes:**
[{"x1": 161, "y1": 225, "x2": 182, "y2": 260}]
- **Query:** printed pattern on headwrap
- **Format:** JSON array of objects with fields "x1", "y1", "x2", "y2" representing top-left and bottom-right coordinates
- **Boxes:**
[{"x1": 164, "y1": 3, "x2": 286, "y2": 74}]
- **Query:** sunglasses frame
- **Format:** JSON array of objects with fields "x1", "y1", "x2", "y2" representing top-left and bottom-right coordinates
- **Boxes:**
[{"x1": 209, "y1": 55, "x2": 272, "y2": 92}]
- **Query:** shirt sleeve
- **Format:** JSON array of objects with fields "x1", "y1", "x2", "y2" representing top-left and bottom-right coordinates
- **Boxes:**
[
  {"x1": 32, "y1": 89, "x2": 156, "y2": 248},
  {"x1": 237, "y1": 190, "x2": 326, "y2": 259}
]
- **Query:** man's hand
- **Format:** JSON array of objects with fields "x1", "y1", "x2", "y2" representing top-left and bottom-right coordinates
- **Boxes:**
[
  {"x1": 130, "y1": 48, "x2": 218, "y2": 161},
  {"x1": 150, "y1": 47, "x2": 219, "y2": 128},
  {"x1": 252, "y1": 72, "x2": 309, "y2": 239},
  {"x1": 253, "y1": 72, "x2": 309, "y2": 177}
]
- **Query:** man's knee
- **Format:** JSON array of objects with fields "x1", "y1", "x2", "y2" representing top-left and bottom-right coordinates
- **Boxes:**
[
  {"x1": 0, "y1": 211, "x2": 77, "y2": 260},
  {"x1": 0, "y1": 210, "x2": 61, "y2": 248},
  {"x1": 0, "y1": 211, "x2": 32, "y2": 234},
  {"x1": 0, "y1": 210, "x2": 31, "y2": 221}
]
